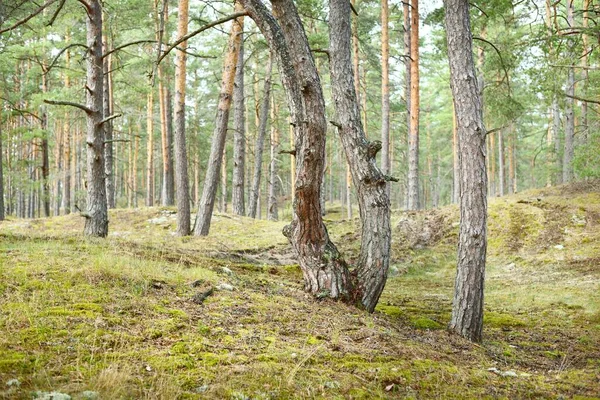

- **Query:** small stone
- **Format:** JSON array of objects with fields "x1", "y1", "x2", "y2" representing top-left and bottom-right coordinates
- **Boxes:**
[
  {"x1": 506, "y1": 262, "x2": 516, "y2": 270},
  {"x1": 194, "y1": 385, "x2": 209, "y2": 393},
  {"x1": 220, "y1": 267, "x2": 233, "y2": 276},
  {"x1": 502, "y1": 370, "x2": 518, "y2": 377},
  {"x1": 216, "y1": 283, "x2": 234, "y2": 291},
  {"x1": 554, "y1": 244, "x2": 564, "y2": 250},
  {"x1": 291, "y1": 353, "x2": 297, "y2": 358},
  {"x1": 6, "y1": 379, "x2": 20, "y2": 387},
  {"x1": 145, "y1": 365, "x2": 152, "y2": 372},
  {"x1": 81, "y1": 391, "x2": 100, "y2": 399},
  {"x1": 388, "y1": 265, "x2": 400, "y2": 277}
]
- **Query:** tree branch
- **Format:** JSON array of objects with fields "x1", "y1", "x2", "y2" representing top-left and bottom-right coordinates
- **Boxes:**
[
  {"x1": 46, "y1": 0, "x2": 66, "y2": 26},
  {"x1": 103, "y1": 40, "x2": 156, "y2": 59},
  {"x1": 0, "y1": 0, "x2": 58, "y2": 34},
  {"x1": 98, "y1": 113, "x2": 122, "y2": 126},
  {"x1": 473, "y1": 36, "x2": 511, "y2": 92},
  {"x1": 565, "y1": 93, "x2": 600, "y2": 105},
  {"x1": 44, "y1": 43, "x2": 89, "y2": 74},
  {"x1": 44, "y1": 99, "x2": 93, "y2": 114},
  {"x1": 279, "y1": 148, "x2": 296, "y2": 156},
  {"x1": 156, "y1": 11, "x2": 248, "y2": 66}
]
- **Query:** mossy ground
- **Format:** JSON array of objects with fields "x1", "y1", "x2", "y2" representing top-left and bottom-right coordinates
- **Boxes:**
[{"x1": 1, "y1": 182, "x2": 599, "y2": 399}]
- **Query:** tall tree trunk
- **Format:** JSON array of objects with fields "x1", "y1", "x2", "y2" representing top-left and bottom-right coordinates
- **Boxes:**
[
  {"x1": 403, "y1": 0, "x2": 411, "y2": 205},
  {"x1": 174, "y1": 0, "x2": 191, "y2": 235},
  {"x1": 581, "y1": 0, "x2": 589, "y2": 148},
  {"x1": 563, "y1": 1, "x2": 575, "y2": 183},
  {"x1": 83, "y1": 0, "x2": 108, "y2": 236},
  {"x1": 221, "y1": 151, "x2": 228, "y2": 212},
  {"x1": 248, "y1": 52, "x2": 273, "y2": 219},
  {"x1": 489, "y1": 129, "x2": 496, "y2": 196},
  {"x1": 63, "y1": 36, "x2": 72, "y2": 214},
  {"x1": 508, "y1": 124, "x2": 516, "y2": 194},
  {"x1": 267, "y1": 96, "x2": 279, "y2": 221},
  {"x1": 194, "y1": 5, "x2": 243, "y2": 236},
  {"x1": 445, "y1": 0, "x2": 487, "y2": 343},
  {"x1": 380, "y1": 0, "x2": 390, "y2": 195},
  {"x1": 407, "y1": 0, "x2": 420, "y2": 210},
  {"x1": 146, "y1": 90, "x2": 154, "y2": 206},
  {"x1": 41, "y1": 68, "x2": 51, "y2": 218},
  {"x1": 231, "y1": 38, "x2": 246, "y2": 216}
]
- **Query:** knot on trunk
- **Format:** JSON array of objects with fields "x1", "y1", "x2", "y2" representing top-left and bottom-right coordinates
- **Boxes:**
[
  {"x1": 282, "y1": 223, "x2": 293, "y2": 239},
  {"x1": 366, "y1": 140, "x2": 382, "y2": 159}
]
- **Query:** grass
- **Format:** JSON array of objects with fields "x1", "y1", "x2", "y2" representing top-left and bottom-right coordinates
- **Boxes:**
[{"x1": 0, "y1": 182, "x2": 600, "y2": 399}]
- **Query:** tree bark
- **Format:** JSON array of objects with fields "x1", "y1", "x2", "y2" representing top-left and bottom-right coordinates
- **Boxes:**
[
  {"x1": 41, "y1": 66, "x2": 51, "y2": 218},
  {"x1": 267, "y1": 95, "x2": 279, "y2": 221},
  {"x1": 63, "y1": 35, "x2": 72, "y2": 214},
  {"x1": 407, "y1": 0, "x2": 420, "y2": 210},
  {"x1": 498, "y1": 129, "x2": 505, "y2": 196},
  {"x1": 231, "y1": 37, "x2": 246, "y2": 216},
  {"x1": 248, "y1": 51, "x2": 273, "y2": 219},
  {"x1": 380, "y1": 0, "x2": 390, "y2": 196},
  {"x1": 444, "y1": 0, "x2": 488, "y2": 343},
  {"x1": 194, "y1": 4, "x2": 243, "y2": 235},
  {"x1": 174, "y1": 0, "x2": 191, "y2": 235},
  {"x1": 83, "y1": 0, "x2": 108, "y2": 237},
  {"x1": 452, "y1": 102, "x2": 459, "y2": 203},
  {"x1": 0, "y1": 119, "x2": 4, "y2": 221}
]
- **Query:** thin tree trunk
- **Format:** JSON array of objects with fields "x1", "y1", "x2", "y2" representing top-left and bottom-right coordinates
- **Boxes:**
[
  {"x1": 174, "y1": 0, "x2": 191, "y2": 235},
  {"x1": 498, "y1": 129, "x2": 505, "y2": 196},
  {"x1": 63, "y1": 37, "x2": 71, "y2": 213},
  {"x1": 581, "y1": 0, "x2": 589, "y2": 148},
  {"x1": 103, "y1": 30, "x2": 115, "y2": 209},
  {"x1": 563, "y1": 1, "x2": 575, "y2": 183},
  {"x1": 0, "y1": 120, "x2": 4, "y2": 221},
  {"x1": 231, "y1": 37, "x2": 246, "y2": 216},
  {"x1": 445, "y1": 0, "x2": 487, "y2": 343},
  {"x1": 267, "y1": 97, "x2": 279, "y2": 221},
  {"x1": 146, "y1": 90, "x2": 154, "y2": 206},
  {"x1": 407, "y1": 0, "x2": 420, "y2": 210},
  {"x1": 221, "y1": 150, "x2": 227, "y2": 212},
  {"x1": 380, "y1": 0, "x2": 390, "y2": 195},
  {"x1": 248, "y1": 52, "x2": 273, "y2": 219},
  {"x1": 194, "y1": 5, "x2": 243, "y2": 236},
  {"x1": 508, "y1": 123, "x2": 515, "y2": 194},
  {"x1": 490, "y1": 129, "x2": 496, "y2": 196}
]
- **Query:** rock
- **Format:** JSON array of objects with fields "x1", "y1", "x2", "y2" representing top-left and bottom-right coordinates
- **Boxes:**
[
  {"x1": 554, "y1": 244, "x2": 564, "y2": 250},
  {"x1": 81, "y1": 391, "x2": 99, "y2": 399},
  {"x1": 488, "y1": 367, "x2": 519, "y2": 378},
  {"x1": 217, "y1": 283, "x2": 235, "y2": 291},
  {"x1": 33, "y1": 392, "x2": 72, "y2": 400},
  {"x1": 219, "y1": 267, "x2": 233, "y2": 276},
  {"x1": 388, "y1": 265, "x2": 400, "y2": 277},
  {"x1": 6, "y1": 379, "x2": 20, "y2": 387},
  {"x1": 506, "y1": 262, "x2": 516, "y2": 270},
  {"x1": 148, "y1": 216, "x2": 170, "y2": 225},
  {"x1": 194, "y1": 385, "x2": 209, "y2": 393},
  {"x1": 502, "y1": 370, "x2": 518, "y2": 377},
  {"x1": 191, "y1": 287, "x2": 214, "y2": 304}
]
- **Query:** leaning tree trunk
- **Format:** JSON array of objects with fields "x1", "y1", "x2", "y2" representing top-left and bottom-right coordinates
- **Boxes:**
[
  {"x1": 231, "y1": 37, "x2": 246, "y2": 216},
  {"x1": 406, "y1": 0, "x2": 420, "y2": 210},
  {"x1": 174, "y1": 0, "x2": 190, "y2": 235},
  {"x1": 241, "y1": 0, "x2": 353, "y2": 299},
  {"x1": 195, "y1": 4, "x2": 243, "y2": 236},
  {"x1": 248, "y1": 52, "x2": 273, "y2": 219},
  {"x1": 444, "y1": 0, "x2": 488, "y2": 343},
  {"x1": 329, "y1": 0, "x2": 393, "y2": 311}
]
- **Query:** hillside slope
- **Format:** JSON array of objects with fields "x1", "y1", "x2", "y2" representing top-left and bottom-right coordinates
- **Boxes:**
[{"x1": 0, "y1": 182, "x2": 599, "y2": 399}]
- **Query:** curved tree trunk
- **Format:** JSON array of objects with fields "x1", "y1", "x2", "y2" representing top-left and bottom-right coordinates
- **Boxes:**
[
  {"x1": 231, "y1": 38, "x2": 246, "y2": 216},
  {"x1": 444, "y1": 0, "x2": 488, "y2": 342},
  {"x1": 174, "y1": 0, "x2": 190, "y2": 235},
  {"x1": 329, "y1": 0, "x2": 392, "y2": 312},
  {"x1": 247, "y1": 52, "x2": 273, "y2": 219},
  {"x1": 194, "y1": 4, "x2": 243, "y2": 236},
  {"x1": 241, "y1": 0, "x2": 352, "y2": 300}
]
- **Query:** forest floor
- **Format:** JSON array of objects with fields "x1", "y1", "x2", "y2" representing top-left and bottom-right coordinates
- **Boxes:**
[{"x1": 1, "y1": 182, "x2": 599, "y2": 399}]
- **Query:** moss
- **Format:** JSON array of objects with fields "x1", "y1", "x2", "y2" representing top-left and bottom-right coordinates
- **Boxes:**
[
  {"x1": 375, "y1": 304, "x2": 403, "y2": 317},
  {"x1": 410, "y1": 317, "x2": 444, "y2": 330},
  {"x1": 484, "y1": 312, "x2": 527, "y2": 328}
]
